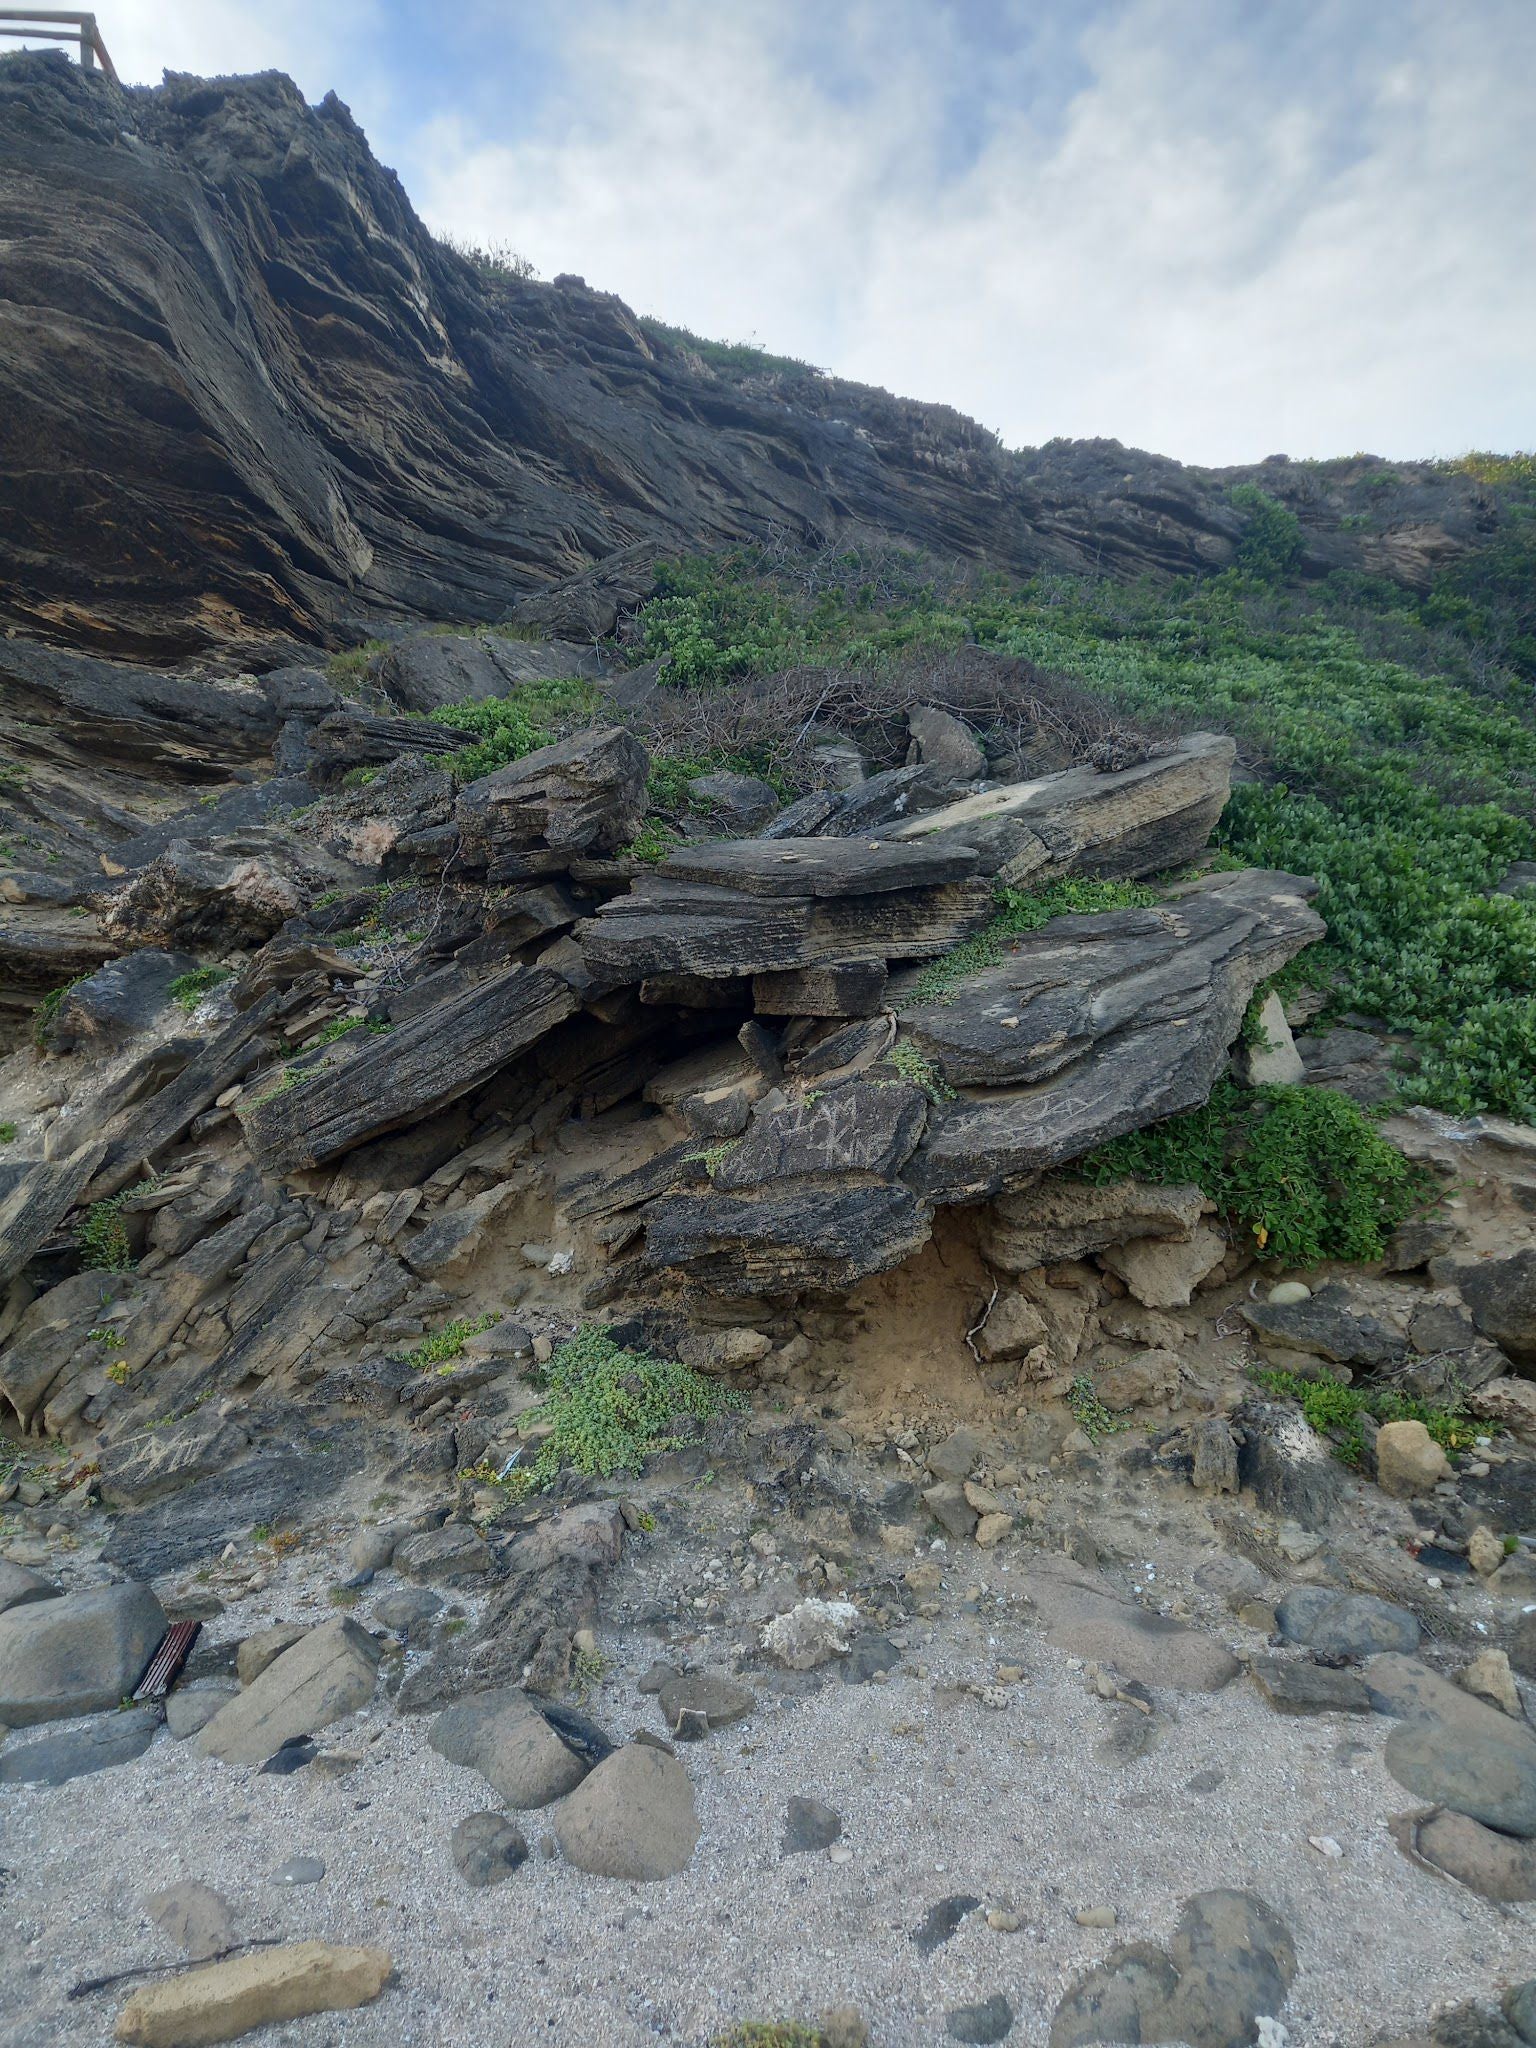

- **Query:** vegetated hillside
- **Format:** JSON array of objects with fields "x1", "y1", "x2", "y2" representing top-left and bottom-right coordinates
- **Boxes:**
[
  {"x1": 587, "y1": 505, "x2": 1536, "y2": 1122},
  {"x1": 0, "y1": 49, "x2": 1529, "y2": 665}
]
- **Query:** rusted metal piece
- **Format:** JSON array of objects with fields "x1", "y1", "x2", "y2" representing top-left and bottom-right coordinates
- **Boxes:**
[{"x1": 133, "y1": 1618, "x2": 201, "y2": 1701}]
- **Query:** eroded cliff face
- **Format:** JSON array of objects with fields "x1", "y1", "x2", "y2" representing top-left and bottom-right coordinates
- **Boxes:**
[{"x1": 0, "y1": 54, "x2": 1510, "y2": 666}]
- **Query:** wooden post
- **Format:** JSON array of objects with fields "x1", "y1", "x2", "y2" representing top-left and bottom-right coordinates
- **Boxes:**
[{"x1": 78, "y1": 10, "x2": 93, "y2": 66}]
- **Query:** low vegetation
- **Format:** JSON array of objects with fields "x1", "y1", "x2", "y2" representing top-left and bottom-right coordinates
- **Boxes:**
[
  {"x1": 425, "y1": 677, "x2": 597, "y2": 777},
  {"x1": 76, "y1": 1179, "x2": 158, "y2": 1273},
  {"x1": 910, "y1": 878, "x2": 1160, "y2": 1005},
  {"x1": 168, "y1": 965, "x2": 231, "y2": 1012},
  {"x1": 404, "y1": 1314, "x2": 500, "y2": 1371},
  {"x1": 621, "y1": 510, "x2": 1536, "y2": 1117},
  {"x1": 1254, "y1": 1365, "x2": 1478, "y2": 1466},
  {"x1": 505, "y1": 1325, "x2": 742, "y2": 1495},
  {"x1": 1079, "y1": 1078, "x2": 1431, "y2": 1268}
]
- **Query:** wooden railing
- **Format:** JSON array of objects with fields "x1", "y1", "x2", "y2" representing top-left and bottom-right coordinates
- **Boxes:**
[{"x1": 0, "y1": 10, "x2": 118, "y2": 83}]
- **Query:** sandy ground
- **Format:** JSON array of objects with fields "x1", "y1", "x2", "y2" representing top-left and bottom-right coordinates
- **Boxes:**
[{"x1": 3, "y1": 1507, "x2": 1532, "y2": 2048}]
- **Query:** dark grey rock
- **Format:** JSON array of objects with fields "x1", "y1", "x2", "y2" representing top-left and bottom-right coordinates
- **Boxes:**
[
  {"x1": 0, "y1": 1708, "x2": 158, "y2": 1786},
  {"x1": 1233, "y1": 1400, "x2": 1344, "y2": 1530},
  {"x1": 689, "y1": 772, "x2": 780, "y2": 833},
  {"x1": 840, "y1": 1635, "x2": 901, "y2": 1684},
  {"x1": 1242, "y1": 1282, "x2": 1408, "y2": 1369},
  {"x1": 372, "y1": 1588, "x2": 443, "y2": 1636},
  {"x1": 45, "y1": 948, "x2": 199, "y2": 1053},
  {"x1": 908, "y1": 704, "x2": 986, "y2": 783},
  {"x1": 259, "y1": 1736, "x2": 317, "y2": 1776},
  {"x1": 393, "y1": 1524, "x2": 492, "y2": 1583},
  {"x1": 1456, "y1": 1249, "x2": 1536, "y2": 1368},
  {"x1": 101, "y1": 1441, "x2": 365, "y2": 1578},
  {"x1": 656, "y1": 1672, "x2": 756, "y2": 1740},
  {"x1": 0, "y1": 1561, "x2": 59, "y2": 1618},
  {"x1": 1248, "y1": 1656, "x2": 1371, "y2": 1715},
  {"x1": 947, "y1": 1995, "x2": 1014, "y2": 2044},
  {"x1": 0, "y1": 1581, "x2": 167, "y2": 1727},
  {"x1": 1050, "y1": 1889, "x2": 1295, "y2": 2048},
  {"x1": 783, "y1": 1796, "x2": 842, "y2": 1854},
  {"x1": 1505, "y1": 1981, "x2": 1536, "y2": 2046},
  {"x1": 1385, "y1": 1712, "x2": 1536, "y2": 1836},
  {"x1": 1276, "y1": 1589, "x2": 1419, "y2": 1659},
  {"x1": 913, "y1": 1895, "x2": 981, "y2": 1955},
  {"x1": 271, "y1": 1855, "x2": 325, "y2": 1885},
  {"x1": 451, "y1": 1810, "x2": 529, "y2": 1887}
]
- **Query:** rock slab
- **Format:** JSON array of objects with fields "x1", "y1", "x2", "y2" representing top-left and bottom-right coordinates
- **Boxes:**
[
  {"x1": 114, "y1": 1940, "x2": 391, "y2": 2045},
  {"x1": 197, "y1": 1620, "x2": 380, "y2": 1766}
]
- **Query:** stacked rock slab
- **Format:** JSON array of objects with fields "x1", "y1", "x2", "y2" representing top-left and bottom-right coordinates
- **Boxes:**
[
  {"x1": 1, "y1": 717, "x2": 1332, "y2": 1436},
  {"x1": 589, "y1": 867, "x2": 1321, "y2": 1294}
]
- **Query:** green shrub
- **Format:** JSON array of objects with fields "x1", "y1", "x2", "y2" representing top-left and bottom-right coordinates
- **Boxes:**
[
  {"x1": 507, "y1": 1325, "x2": 742, "y2": 1493},
  {"x1": 405, "y1": 1314, "x2": 500, "y2": 1371},
  {"x1": 1228, "y1": 483, "x2": 1303, "y2": 582},
  {"x1": 0, "y1": 1122, "x2": 14, "y2": 1143},
  {"x1": 1254, "y1": 1365, "x2": 1477, "y2": 1466},
  {"x1": 1080, "y1": 1079, "x2": 1430, "y2": 1266},
  {"x1": 327, "y1": 639, "x2": 389, "y2": 691},
  {"x1": 620, "y1": 538, "x2": 1536, "y2": 1120},
  {"x1": 32, "y1": 977, "x2": 82, "y2": 1050},
  {"x1": 76, "y1": 1178, "x2": 158, "y2": 1273},
  {"x1": 427, "y1": 678, "x2": 598, "y2": 779},
  {"x1": 168, "y1": 966, "x2": 231, "y2": 1012}
]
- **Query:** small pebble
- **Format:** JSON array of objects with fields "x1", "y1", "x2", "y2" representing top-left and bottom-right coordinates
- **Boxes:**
[
  {"x1": 271, "y1": 1855, "x2": 325, "y2": 1886},
  {"x1": 1074, "y1": 1904, "x2": 1117, "y2": 1928}
]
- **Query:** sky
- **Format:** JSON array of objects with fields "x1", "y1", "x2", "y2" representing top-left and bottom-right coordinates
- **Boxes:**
[{"x1": 15, "y1": 0, "x2": 1535, "y2": 466}]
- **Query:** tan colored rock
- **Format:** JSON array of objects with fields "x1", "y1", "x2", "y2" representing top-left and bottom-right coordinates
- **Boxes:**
[
  {"x1": 1375, "y1": 1418, "x2": 1451, "y2": 1498},
  {"x1": 1468, "y1": 1524, "x2": 1507, "y2": 1578},
  {"x1": 1469, "y1": 1374, "x2": 1536, "y2": 1443},
  {"x1": 553, "y1": 1743, "x2": 700, "y2": 1879},
  {"x1": 197, "y1": 1619, "x2": 380, "y2": 1767},
  {"x1": 1459, "y1": 1648, "x2": 1523, "y2": 1718},
  {"x1": 1095, "y1": 1347, "x2": 1182, "y2": 1412},
  {"x1": 975, "y1": 1293, "x2": 1049, "y2": 1362},
  {"x1": 1100, "y1": 1227, "x2": 1226, "y2": 1310},
  {"x1": 115, "y1": 1940, "x2": 391, "y2": 2045},
  {"x1": 235, "y1": 1624, "x2": 307, "y2": 1689},
  {"x1": 974, "y1": 1513, "x2": 1012, "y2": 1549},
  {"x1": 1241, "y1": 992, "x2": 1305, "y2": 1086}
]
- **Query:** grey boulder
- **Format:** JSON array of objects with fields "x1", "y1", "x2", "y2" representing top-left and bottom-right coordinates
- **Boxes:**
[
  {"x1": 451, "y1": 1810, "x2": 530, "y2": 1887},
  {"x1": 1275, "y1": 1588, "x2": 1420, "y2": 1659},
  {"x1": 430, "y1": 1688, "x2": 610, "y2": 1808},
  {"x1": 553, "y1": 1742, "x2": 701, "y2": 1880},
  {"x1": 0, "y1": 1581, "x2": 166, "y2": 1727}
]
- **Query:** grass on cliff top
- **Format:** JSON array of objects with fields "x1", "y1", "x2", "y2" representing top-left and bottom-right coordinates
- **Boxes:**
[{"x1": 622, "y1": 498, "x2": 1536, "y2": 1119}]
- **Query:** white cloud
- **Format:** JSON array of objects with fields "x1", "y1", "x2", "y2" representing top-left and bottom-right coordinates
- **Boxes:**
[
  {"x1": 405, "y1": 0, "x2": 1536, "y2": 464},
  {"x1": 9, "y1": 0, "x2": 1531, "y2": 463}
]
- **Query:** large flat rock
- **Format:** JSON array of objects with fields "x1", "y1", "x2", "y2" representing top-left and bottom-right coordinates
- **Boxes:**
[
  {"x1": 891, "y1": 732, "x2": 1235, "y2": 886},
  {"x1": 197, "y1": 1619, "x2": 381, "y2": 1767},
  {"x1": 906, "y1": 869, "x2": 1322, "y2": 1203}
]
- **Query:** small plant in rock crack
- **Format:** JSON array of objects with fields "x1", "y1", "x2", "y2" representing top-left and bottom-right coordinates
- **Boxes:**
[
  {"x1": 404, "y1": 1314, "x2": 500, "y2": 1370},
  {"x1": 882, "y1": 1041, "x2": 955, "y2": 1103},
  {"x1": 1066, "y1": 1373, "x2": 1128, "y2": 1444},
  {"x1": 1253, "y1": 1366, "x2": 1477, "y2": 1466},
  {"x1": 569, "y1": 1643, "x2": 608, "y2": 1703},
  {"x1": 76, "y1": 1180, "x2": 157, "y2": 1273},
  {"x1": 506, "y1": 1324, "x2": 743, "y2": 1494},
  {"x1": 712, "y1": 2026, "x2": 826, "y2": 2048},
  {"x1": 687, "y1": 1141, "x2": 738, "y2": 1178},
  {"x1": 167, "y1": 965, "x2": 231, "y2": 1012}
]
